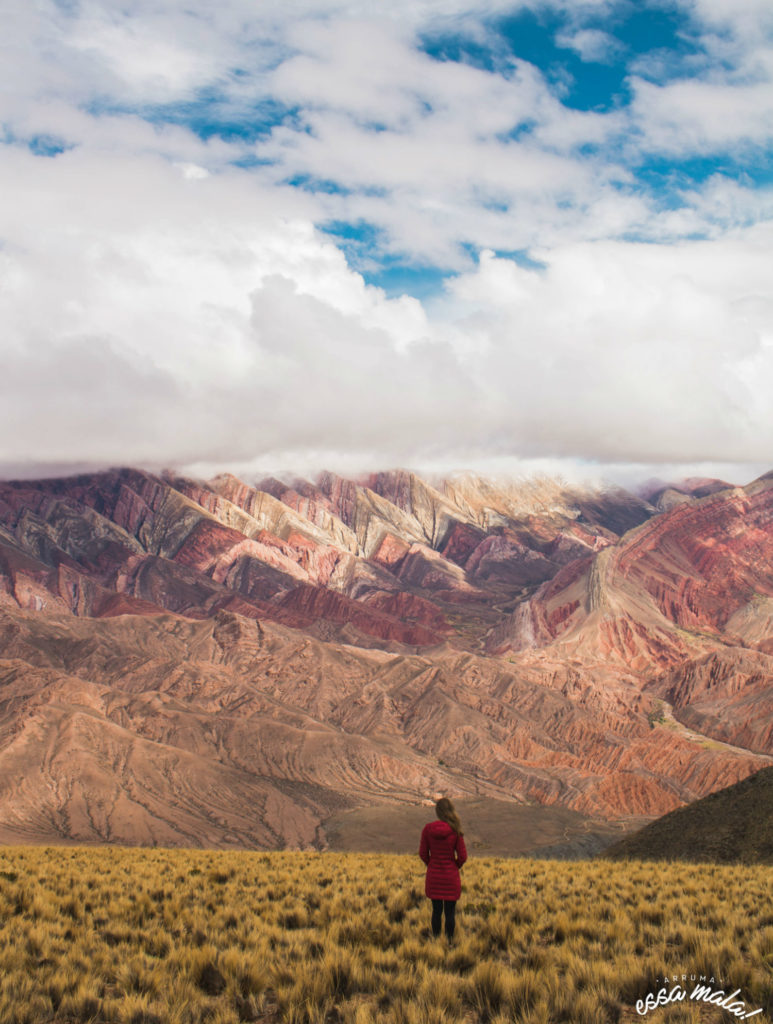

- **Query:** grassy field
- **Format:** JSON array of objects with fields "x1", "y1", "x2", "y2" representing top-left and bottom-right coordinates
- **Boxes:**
[{"x1": 0, "y1": 845, "x2": 771, "y2": 1024}]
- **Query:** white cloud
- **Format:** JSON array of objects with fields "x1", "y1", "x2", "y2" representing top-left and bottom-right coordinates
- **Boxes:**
[
  {"x1": 5, "y1": 0, "x2": 768, "y2": 262},
  {"x1": 1, "y1": 132, "x2": 772, "y2": 475},
  {"x1": 1, "y1": 0, "x2": 773, "y2": 481},
  {"x1": 627, "y1": 0, "x2": 773, "y2": 157},
  {"x1": 0, "y1": 0, "x2": 643, "y2": 272},
  {"x1": 631, "y1": 75, "x2": 773, "y2": 154},
  {"x1": 443, "y1": 236, "x2": 773, "y2": 464},
  {"x1": 66, "y1": 17, "x2": 218, "y2": 102},
  {"x1": 689, "y1": 0, "x2": 773, "y2": 37},
  {"x1": 247, "y1": 17, "x2": 640, "y2": 263},
  {"x1": 556, "y1": 28, "x2": 623, "y2": 63}
]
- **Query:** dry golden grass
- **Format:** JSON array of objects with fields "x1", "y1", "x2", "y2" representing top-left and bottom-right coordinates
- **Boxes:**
[{"x1": 0, "y1": 847, "x2": 771, "y2": 1024}]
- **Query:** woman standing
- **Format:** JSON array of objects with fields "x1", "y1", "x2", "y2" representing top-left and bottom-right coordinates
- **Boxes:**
[{"x1": 418, "y1": 797, "x2": 467, "y2": 940}]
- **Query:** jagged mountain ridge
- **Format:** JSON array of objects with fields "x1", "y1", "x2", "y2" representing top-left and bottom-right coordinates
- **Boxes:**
[
  {"x1": 0, "y1": 467, "x2": 655, "y2": 650},
  {"x1": 0, "y1": 466, "x2": 772, "y2": 850}
]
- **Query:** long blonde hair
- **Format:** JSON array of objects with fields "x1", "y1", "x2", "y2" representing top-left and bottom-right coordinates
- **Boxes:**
[{"x1": 435, "y1": 797, "x2": 463, "y2": 836}]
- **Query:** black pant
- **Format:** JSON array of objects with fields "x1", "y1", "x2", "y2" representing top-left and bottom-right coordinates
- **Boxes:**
[{"x1": 431, "y1": 899, "x2": 456, "y2": 938}]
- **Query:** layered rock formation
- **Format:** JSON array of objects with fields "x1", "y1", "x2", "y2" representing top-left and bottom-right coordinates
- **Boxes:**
[
  {"x1": 492, "y1": 472, "x2": 773, "y2": 757},
  {"x1": 0, "y1": 466, "x2": 771, "y2": 850}
]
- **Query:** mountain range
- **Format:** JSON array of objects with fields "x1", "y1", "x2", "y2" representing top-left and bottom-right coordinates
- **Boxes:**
[{"x1": 0, "y1": 466, "x2": 771, "y2": 851}]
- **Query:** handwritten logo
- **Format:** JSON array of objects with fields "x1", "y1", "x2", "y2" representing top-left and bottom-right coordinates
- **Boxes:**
[{"x1": 636, "y1": 978, "x2": 763, "y2": 1019}]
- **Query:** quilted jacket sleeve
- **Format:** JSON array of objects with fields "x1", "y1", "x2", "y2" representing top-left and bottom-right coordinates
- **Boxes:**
[
  {"x1": 455, "y1": 834, "x2": 468, "y2": 869},
  {"x1": 419, "y1": 825, "x2": 430, "y2": 865}
]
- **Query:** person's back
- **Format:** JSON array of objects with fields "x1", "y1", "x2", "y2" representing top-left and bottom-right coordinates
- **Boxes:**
[{"x1": 418, "y1": 798, "x2": 467, "y2": 940}]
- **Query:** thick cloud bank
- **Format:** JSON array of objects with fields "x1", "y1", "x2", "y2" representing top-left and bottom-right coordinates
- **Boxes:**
[{"x1": 1, "y1": 0, "x2": 772, "y2": 481}]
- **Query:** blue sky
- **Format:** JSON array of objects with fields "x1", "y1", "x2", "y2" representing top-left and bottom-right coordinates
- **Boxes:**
[{"x1": 1, "y1": 0, "x2": 772, "y2": 481}]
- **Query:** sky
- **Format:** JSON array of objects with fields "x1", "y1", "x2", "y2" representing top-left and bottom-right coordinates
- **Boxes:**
[{"x1": 1, "y1": 0, "x2": 773, "y2": 487}]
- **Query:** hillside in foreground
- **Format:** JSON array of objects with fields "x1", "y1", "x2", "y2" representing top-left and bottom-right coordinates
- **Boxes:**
[
  {"x1": 602, "y1": 765, "x2": 773, "y2": 864},
  {"x1": 0, "y1": 845, "x2": 771, "y2": 1024}
]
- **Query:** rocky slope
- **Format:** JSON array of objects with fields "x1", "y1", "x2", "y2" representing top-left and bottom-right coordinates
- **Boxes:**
[
  {"x1": 491, "y1": 472, "x2": 773, "y2": 756},
  {"x1": 601, "y1": 765, "x2": 773, "y2": 863},
  {"x1": 0, "y1": 604, "x2": 766, "y2": 848},
  {"x1": 0, "y1": 467, "x2": 771, "y2": 850}
]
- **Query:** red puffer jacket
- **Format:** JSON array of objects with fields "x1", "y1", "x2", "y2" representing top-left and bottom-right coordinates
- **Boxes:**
[{"x1": 419, "y1": 819, "x2": 468, "y2": 900}]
